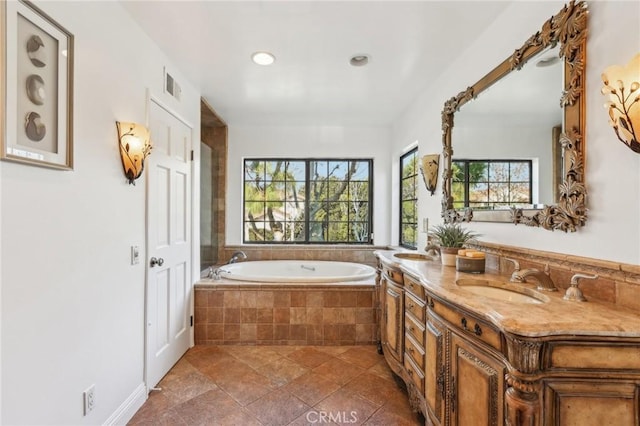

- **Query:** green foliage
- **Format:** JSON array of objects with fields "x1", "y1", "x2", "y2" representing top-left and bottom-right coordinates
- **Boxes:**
[
  {"x1": 428, "y1": 223, "x2": 480, "y2": 248},
  {"x1": 244, "y1": 159, "x2": 370, "y2": 243}
]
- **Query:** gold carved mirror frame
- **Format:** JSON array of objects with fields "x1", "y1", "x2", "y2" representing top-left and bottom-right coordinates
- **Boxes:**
[{"x1": 441, "y1": 0, "x2": 588, "y2": 232}]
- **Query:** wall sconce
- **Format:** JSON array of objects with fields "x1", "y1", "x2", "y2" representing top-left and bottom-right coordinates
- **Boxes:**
[
  {"x1": 116, "y1": 121, "x2": 152, "y2": 185},
  {"x1": 419, "y1": 154, "x2": 440, "y2": 196},
  {"x1": 601, "y1": 53, "x2": 640, "y2": 154}
]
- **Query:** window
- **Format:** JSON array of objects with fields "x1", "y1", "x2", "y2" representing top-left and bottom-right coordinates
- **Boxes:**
[
  {"x1": 243, "y1": 159, "x2": 372, "y2": 244},
  {"x1": 399, "y1": 148, "x2": 418, "y2": 249},
  {"x1": 452, "y1": 160, "x2": 532, "y2": 209}
]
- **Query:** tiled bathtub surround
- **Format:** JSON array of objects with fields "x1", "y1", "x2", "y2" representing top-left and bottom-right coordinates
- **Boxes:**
[
  {"x1": 195, "y1": 284, "x2": 377, "y2": 346},
  {"x1": 217, "y1": 245, "x2": 383, "y2": 268},
  {"x1": 471, "y1": 241, "x2": 640, "y2": 310}
]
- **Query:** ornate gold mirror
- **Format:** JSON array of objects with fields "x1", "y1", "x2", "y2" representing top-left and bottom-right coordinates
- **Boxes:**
[{"x1": 441, "y1": 0, "x2": 587, "y2": 232}]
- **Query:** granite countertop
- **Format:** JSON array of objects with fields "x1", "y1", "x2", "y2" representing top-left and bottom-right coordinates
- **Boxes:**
[{"x1": 375, "y1": 249, "x2": 640, "y2": 339}]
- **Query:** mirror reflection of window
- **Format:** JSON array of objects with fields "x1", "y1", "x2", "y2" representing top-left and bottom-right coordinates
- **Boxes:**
[
  {"x1": 452, "y1": 159, "x2": 532, "y2": 210},
  {"x1": 452, "y1": 45, "x2": 562, "y2": 209}
]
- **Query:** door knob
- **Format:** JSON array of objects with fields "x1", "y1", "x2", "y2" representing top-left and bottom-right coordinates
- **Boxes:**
[{"x1": 150, "y1": 257, "x2": 164, "y2": 267}]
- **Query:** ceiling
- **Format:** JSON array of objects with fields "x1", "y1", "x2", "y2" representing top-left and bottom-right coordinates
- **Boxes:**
[{"x1": 120, "y1": 1, "x2": 513, "y2": 126}]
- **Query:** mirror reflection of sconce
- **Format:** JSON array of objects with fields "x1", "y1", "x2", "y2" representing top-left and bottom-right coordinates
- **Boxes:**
[
  {"x1": 419, "y1": 154, "x2": 440, "y2": 196},
  {"x1": 116, "y1": 121, "x2": 152, "y2": 185},
  {"x1": 601, "y1": 53, "x2": 640, "y2": 154}
]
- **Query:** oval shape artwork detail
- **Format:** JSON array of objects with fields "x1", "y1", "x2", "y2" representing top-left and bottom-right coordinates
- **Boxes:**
[
  {"x1": 26, "y1": 74, "x2": 46, "y2": 105},
  {"x1": 26, "y1": 35, "x2": 46, "y2": 67},
  {"x1": 25, "y1": 112, "x2": 46, "y2": 141}
]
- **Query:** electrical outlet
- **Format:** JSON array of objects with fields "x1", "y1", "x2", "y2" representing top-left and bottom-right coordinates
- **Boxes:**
[{"x1": 83, "y1": 385, "x2": 95, "y2": 416}]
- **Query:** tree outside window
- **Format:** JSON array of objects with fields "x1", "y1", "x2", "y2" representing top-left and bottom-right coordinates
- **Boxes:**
[
  {"x1": 243, "y1": 159, "x2": 372, "y2": 244},
  {"x1": 400, "y1": 148, "x2": 418, "y2": 249}
]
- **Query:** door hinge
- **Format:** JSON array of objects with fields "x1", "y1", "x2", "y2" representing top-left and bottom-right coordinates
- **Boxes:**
[
  {"x1": 190, "y1": 150, "x2": 194, "y2": 161},
  {"x1": 190, "y1": 315, "x2": 193, "y2": 327}
]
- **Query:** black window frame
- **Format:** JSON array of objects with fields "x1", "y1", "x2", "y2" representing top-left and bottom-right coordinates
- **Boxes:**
[
  {"x1": 242, "y1": 158, "x2": 374, "y2": 244},
  {"x1": 452, "y1": 159, "x2": 533, "y2": 210},
  {"x1": 399, "y1": 148, "x2": 418, "y2": 249}
]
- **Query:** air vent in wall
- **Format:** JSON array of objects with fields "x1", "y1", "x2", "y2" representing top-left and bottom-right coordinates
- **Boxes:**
[{"x1": 163, "y1": 67, "x2": 182, "y2": 101}]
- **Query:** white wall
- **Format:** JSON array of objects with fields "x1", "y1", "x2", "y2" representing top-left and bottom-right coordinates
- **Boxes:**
[
  {"x1": 392, "y1": 0, "x2": 640, "y2": 264},
  {"x1": 0, "y1": 1, "x2": 200, "y2": 424},
  {"x1": 226, "y1": 125, "x2": 392, "y2": 245}
]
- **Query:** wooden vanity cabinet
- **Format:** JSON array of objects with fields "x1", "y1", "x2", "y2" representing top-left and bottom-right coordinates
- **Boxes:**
[
  {"x1": 425, "y1": 297, "x2": 506, "y2": 426},
  {"x1": 377, "y1": 253, "x2": 640, "y2": 425},
  {"x1": 378, "y1": 261, "x2": 404, "y2": 375},
  {"x1": 376, "y1": 261, "x2": 428, "y2": 416},
  {"x1": 403, "y1": 274, "x2": 428, "y2": 413},
  {"x1": 382, "y1": 275, "x2": 403, "y2": 365}
]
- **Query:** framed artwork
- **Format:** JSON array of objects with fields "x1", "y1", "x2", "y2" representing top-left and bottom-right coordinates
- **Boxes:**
[{"x1": 1, "y1": 0, "x2": 74, "y2": 170}]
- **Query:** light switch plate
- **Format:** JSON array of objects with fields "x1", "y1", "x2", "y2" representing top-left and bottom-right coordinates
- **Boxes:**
[{"x1": 131, "y1": 246, "x2": 140, "y2": 265}]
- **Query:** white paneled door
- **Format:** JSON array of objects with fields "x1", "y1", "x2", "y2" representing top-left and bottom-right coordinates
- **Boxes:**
[{"x1": 145, "y1": 99, "x2": 192, "y2": 390}]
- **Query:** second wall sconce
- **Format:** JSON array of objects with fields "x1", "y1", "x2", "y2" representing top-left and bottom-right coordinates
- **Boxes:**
[
  {"x1": 419, "y1": 154, "x2": 440, "y2": 196},
  {"x1": 601, "y1": 53, "x2": 640, "y2": 154},
  {"x1": 116, "y1": 121, "x2": 152, "y2": 185}
]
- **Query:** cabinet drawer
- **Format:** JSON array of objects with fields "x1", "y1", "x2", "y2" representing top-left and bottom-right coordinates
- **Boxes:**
[
  {"x1": 431, "y1": 297, "x2": 502, "y2": 351},
  {"x1": 405, "y1": 312, "x2": 425, "y2": 346},
  {"x1": 404, "y1": 275, "x2": 425, "y2": 300},
  {"x1": 405, "y1": 293, "x2": 425, "y2": 323},
  {"x1": 405, "y1": 333, "x2": 425, "y2": 369},
  {"x1": 383, "y1": 266, "x2": 403, "y2": 285},
  {"x1": 404, "y1": 353, "x2": 425, "y2": 394}
]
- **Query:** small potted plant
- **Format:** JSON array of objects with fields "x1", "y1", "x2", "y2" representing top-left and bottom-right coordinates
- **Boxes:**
[{"x1": 428, "y1": 223, "x2": 480, "y2": 266}]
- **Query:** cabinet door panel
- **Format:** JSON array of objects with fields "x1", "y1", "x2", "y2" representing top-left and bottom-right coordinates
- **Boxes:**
[
  {"x1": 451, "y1": 333, "x2": 505, "y2": 426},
  {"x1": 384, "y1": 279, "x2": 403, "y2": 362},
  {"x1": 544, "y1": 381, "x2": 639, "y2": 426},
  {"x1": 426, "y1": 318, "x2": 446, "y2": 426}
]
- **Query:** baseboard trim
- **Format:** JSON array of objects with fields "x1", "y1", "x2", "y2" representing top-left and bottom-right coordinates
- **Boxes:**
[{"x1": 104, "y1": 382, "x2": 147, "y2": 426}]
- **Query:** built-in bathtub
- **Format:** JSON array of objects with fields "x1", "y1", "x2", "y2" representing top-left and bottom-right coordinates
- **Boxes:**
[
  {"x1": 213, "y1": 260, "x2": 376, "y2": 283},
  {"x1": 195, "y1": 260, "x2": 378, "y2": 345}
]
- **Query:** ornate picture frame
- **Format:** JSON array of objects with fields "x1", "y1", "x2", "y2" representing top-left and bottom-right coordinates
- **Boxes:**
[
  {"x1": 1, "y1": 0, "x2": 74, "y2": 170},
  {"x1": 440, "y1": 1, "x2": 587, "y2": 232}
]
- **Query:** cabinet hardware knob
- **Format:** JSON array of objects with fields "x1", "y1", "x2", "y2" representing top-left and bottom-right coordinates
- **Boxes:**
[
  {"x1": 474, "y1": 323, "x2": 483, "y2": 336},
  {"x1": 409, "y1": 347, "x2": 414, "y2": 353},
  {"x1": 461, "y1": 317, "x2": 468, "y2": 330},
  {"x1": 408, "y1": 369, "x2": 413, "y2": 376}
]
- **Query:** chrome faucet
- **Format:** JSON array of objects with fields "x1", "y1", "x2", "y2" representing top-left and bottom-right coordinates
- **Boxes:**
[
  {"x1": 510, "y1": 264, "x2": 557, "y2": 291},
  {"x1": 207, "y1": 266, "x2": 230, "y2": 280},
  {"x1": 228, "y1": 251, "x2": 247, "y2": 264}
]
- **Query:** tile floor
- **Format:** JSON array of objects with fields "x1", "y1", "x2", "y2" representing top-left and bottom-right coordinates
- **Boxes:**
[{"x1": 128, "y1": 345, "x2": 425, "y2": 425}]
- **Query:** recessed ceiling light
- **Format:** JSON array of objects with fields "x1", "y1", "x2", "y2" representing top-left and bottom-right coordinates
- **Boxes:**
[
  {"x1": 350, "y1": 54, "x2": 370, "y2": 67},
  {"x1": 251, "y1": 51, "x2": 275, "y2": 66}
]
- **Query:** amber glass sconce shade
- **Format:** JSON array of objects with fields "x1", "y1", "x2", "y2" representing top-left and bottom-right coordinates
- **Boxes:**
[
  {"x1": 419, "y1": 154, "x2": 440, "y2": 196},
  {"x1": 601, "y1": 53, "x2": 640, "y2": 154},
  {"x1": 116, "y1": 121, "x2": 152, "y2": 184}
]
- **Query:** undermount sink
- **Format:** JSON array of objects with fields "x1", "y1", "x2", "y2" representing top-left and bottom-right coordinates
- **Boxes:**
[
  {"x1": 393, "y1": 252, "x2": 435, "y2": 261},
  {"x1": 456, "y1": 278, "x2": 548, "y2": 304}
]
